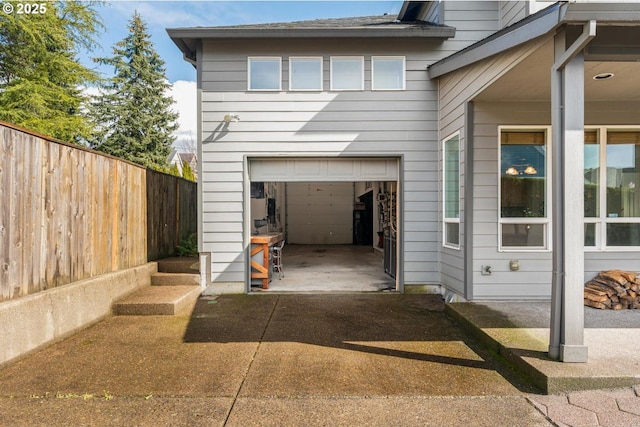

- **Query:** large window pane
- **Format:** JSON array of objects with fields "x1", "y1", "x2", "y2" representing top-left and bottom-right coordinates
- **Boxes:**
[
  {"x1": 331, "y1": 57, "x2": 363, "y2": 90},
  {"x1": 607, "y1": 223, "x2": 640, "y2": 246},
  {"x1": 606, "y1": 131, "x2": 640, "y2": 218},
  {"x1": 372, "y1": 57, "x2": 405, "y2": 90},
  {"x1": 501, "y1": 224, "x2": 545, "y2": 247},
  {"x1": 290, "y1": 57, "x2": 322, "y2": 91},
  {"x1": 445, "y1": 223, "x2": 460, "y2": 246},
  {"x1": 585, "y1": 223, "x2": 596, "y2": 247},
  {"x1": 584, "y1": 130, "x2": 600, "y2": 217},
  {"x1": 444, "y1": 135, "x2": 460, "y2": 219},
  {"x1": 249, "y1": 58, "x2": 281, "y2": 90},
  {"x1": 500, "y1": 131, "x2": 546, "y2": 218}
]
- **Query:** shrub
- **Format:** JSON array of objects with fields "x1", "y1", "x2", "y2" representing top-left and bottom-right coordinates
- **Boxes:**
[{"x1": 176, "y1": 233, "x2": 198, "y2": 257}]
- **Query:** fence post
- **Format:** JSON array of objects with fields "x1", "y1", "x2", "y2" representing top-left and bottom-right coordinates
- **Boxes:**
[{"x1": 111, "y1": 161, "x2": 119, "y2": 271}]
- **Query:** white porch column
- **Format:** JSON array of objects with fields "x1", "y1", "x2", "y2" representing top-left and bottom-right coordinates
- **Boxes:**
[{"x1": 549, "y1": 22, "x2": 595, "y2": 363}]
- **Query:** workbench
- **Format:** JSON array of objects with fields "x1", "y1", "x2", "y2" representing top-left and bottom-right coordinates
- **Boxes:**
[{"x1": 250, "y1": 232, "x2": 284, "y2": 289}]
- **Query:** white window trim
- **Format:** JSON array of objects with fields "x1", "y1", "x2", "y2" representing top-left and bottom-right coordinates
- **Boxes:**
[
  {"x1": 248, "y1": 57, "x2": 282, "y2": 91},
  {"x1": 371, "y1": 56, "x2": 406, "y2": 91},
  {"x1": 443, "y1": 132, "x2": 461, "y2": 250},
  {"x1": 330, "y1": 56, "x2": 364, "y2": 91},
  {"x1": 498, "y1": 126, "x2": 552, "y2": 252},
  {"x1": 585, "y1": 125, "x2": 640, "y2": 252},
  {"x1": 289, "y1": 56, "x2": 323, "y2": 92}
]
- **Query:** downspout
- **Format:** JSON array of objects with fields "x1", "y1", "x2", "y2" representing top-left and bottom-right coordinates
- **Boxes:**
[{"x1": 549, "y1": 20, "x2": 596, "y2": 362}]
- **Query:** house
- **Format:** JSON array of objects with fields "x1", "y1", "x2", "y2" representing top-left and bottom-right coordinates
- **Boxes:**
[
  {"x1": 168, "y1": 149, "x2": 198, "y2": 179},
  {"x1": 169, "y1": 1, "x2": 640, "y2": 361}
]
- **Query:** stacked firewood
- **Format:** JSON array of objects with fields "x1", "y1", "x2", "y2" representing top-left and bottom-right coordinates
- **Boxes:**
[{"x1": 584, "y1": 270, "x2": 640, "y2": 309}]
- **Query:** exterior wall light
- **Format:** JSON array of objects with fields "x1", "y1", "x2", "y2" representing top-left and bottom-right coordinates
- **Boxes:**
[{"x1": 224, "y1": 114, "x2": 240, "y2": 123}]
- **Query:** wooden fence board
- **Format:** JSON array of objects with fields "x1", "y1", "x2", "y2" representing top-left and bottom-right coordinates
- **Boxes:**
[{"x1": 0, "y1": 123, "x2": 197, "y2": 302}]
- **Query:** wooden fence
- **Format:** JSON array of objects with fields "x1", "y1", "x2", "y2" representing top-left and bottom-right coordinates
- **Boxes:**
[
  {"x1": 146, "y1": 169, "x2": 198, "y2": 261},
  {"x1": 0, "y1": 122, "x2": 197, "y2": 302}
]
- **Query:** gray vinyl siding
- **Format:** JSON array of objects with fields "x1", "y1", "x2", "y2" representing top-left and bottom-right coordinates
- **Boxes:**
[
  {"x1": 438, "y1": 38, "x2": 548, "y2": 298},
  {"x1": 440, "y1": 1, "x2": 500, "y2": 55},
  {"x1": 473, "y1": 101, "x2": 551, "y2": 300},
  {"x1": 499, "y1": 1, "x2": 529, "y2": 29},
  {"x1": 199, "y1": 38, "x2": 442, "y2": 287},
  {"x1": 472, "y1": 100, "x2": 640, "y2": 299},
  {"x1": 197, "y1": 2, "x2": 535, "y2": 290},
  {"x1": 414, "y1": 1, "x2": 501, "y2": 60},
  {"x1": 423, "y1": 1, "x2": 443, "y2": 25}
]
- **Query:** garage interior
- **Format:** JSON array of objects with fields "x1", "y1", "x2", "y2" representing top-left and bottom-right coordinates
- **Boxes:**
[{"x1": 249, "y1": 180, "x2": 398, "y2": 293}]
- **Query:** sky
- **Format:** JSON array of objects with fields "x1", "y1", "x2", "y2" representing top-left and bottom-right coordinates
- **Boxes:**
[{"x1": 80, "y1": 1, "x2": 403, "y2": 151}]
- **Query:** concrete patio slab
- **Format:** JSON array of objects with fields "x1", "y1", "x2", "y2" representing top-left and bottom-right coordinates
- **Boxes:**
[
  {"x1": 0, "y1": 294, "x2": 638, "y2": 426},
  {"x1": 226, "y1": 396, "x2": 552, "y2": 427},
  {"x1": 446, "y1": 301, "x2": 640, "y2": 394}
]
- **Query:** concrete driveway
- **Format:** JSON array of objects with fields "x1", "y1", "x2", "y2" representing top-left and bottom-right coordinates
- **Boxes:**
[{"x1": 0, "y1": 294, "x2": 551, "y2": 426}]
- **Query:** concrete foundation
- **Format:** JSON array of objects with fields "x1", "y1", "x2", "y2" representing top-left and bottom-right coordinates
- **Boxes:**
[{"x1": 0, "y1": 262, "x2": 156, "y2": 367}]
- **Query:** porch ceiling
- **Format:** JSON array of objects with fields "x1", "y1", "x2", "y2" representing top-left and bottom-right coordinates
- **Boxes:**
[{"x1": 475, "y1": 38, "x2": 640, "y2": 103}]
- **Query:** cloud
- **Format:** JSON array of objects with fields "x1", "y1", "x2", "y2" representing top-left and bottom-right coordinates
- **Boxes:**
[
  {"x1": 168, "y1": 80, "x2": 198, "y2": 151},
  {"x1": 107, "y1": 1, "x2": 217, "y2": 28}
]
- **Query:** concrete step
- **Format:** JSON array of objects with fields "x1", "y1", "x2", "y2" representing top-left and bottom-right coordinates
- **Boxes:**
[
  {"x1": 157, "y1": 257, "x2": 199, "y2": 274},
  {"x1": 151, "y1": 272, "x2": 199, "y2": 286},
  {"x1": 112, "y1": 285, "x2": 201, "y2": 316}
]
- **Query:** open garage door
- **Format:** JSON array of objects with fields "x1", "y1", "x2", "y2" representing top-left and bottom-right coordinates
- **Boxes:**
[{"x1": 248, "y1": 157, "x2": 400, "y2": 293}]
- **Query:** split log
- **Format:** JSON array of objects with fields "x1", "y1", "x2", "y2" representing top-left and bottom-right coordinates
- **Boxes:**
[
  {"x1": 585, "y1": 281, "x2": 615, "y2": 296},
  {"x1": 600, "y1": 270, "x2": 630, "y2": 286},
  {"x1": 584, "y1": 299, "x2": 608, "y2": 310},
  {"x1": 591, "y1": 277, "x2": 627, "y2": 296}
]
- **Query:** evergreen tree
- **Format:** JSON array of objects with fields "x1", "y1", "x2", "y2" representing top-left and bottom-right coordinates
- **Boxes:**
[
  {"x1": 182, "y1": 161, "x2": 196, "y2": 182},
  {"x1": 0, "y1": 1, "x2": 102, "y2": 142},
  {"x1": 90, "y1": 12, "x2": 178, "y2": 170},
  {"x1": 168, "y1": 162, "x2": 181, "y2": 177}
]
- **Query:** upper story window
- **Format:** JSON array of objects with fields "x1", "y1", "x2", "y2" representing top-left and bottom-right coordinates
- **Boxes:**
[
  {"x1": 289, "y1": 57, "x2": 323, "y2": 91},
  {"x1": 499, "y1": 128, "x2": 550, "y2": 251},
  {"x1": 372, "y1": 56, "x2": 405, "y2": 91},
  {"x1": 330, "y1": 56, "x2": 364, "y2": 91},
  {"x1": 248, "y1": 57, "x2": 281, "y2": 91}
]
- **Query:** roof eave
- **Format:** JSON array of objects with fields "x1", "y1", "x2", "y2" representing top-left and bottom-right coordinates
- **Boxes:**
[
  {"x1": 428, "y1": 2, "x2": 564, "y2": 79},
  {"x1": 170, "y1": 37, "x2": 197, "y2": 65},
  {"x1": 168, "y1": 26, "x2": 455, "y2": 41},
  {"x1": 562, "y1": 3, "x2": 640, "y2": 23},
  {"x1": 428, "y1": 2, "x2": 640, "y2": 79}
]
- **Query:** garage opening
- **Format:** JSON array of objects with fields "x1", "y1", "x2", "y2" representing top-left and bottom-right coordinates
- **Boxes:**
[{"x1": 248, "y1": 158, "x2": 399, "y2": 293}]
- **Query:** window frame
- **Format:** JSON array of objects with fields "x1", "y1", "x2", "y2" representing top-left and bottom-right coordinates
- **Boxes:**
[
  {"x1": 443, "y1": 132, "x2": 461, "y2": 250},
  {"x1": 585, "y1": 126, "x2": 640, "y2": 251},
  {"x1": 247, "y1": 57, "x2": 282, "y2": 91},
  {"x1": 584, "y1": 127, "x2": 602, "y2": 250},
  {"x1": 498, "y1": 126, "x2": 552, "y2": 252},
  {"x1": 289, "y1": 56, "x2": 323, "y2": 91},
  {"x1": 371, "y1": 56, "x2": 406, "y2": 91},
  {"x1": 330, "y1": 56, "x2": 364, "y2": 91}
]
